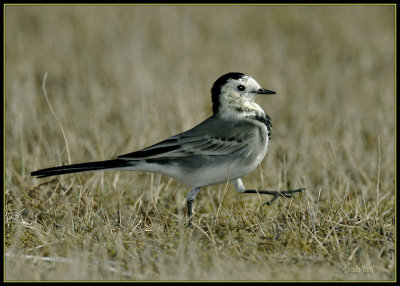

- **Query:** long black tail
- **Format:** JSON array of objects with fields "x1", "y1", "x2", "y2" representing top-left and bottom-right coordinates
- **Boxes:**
[{"x1": 31, "y1": 159, "x2": 132, "y2": 178}]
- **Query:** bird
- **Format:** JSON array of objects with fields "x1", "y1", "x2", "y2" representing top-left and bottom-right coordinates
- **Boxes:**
[{"x1": 31, "y1": 72, "x2": 304, "y2": 227}]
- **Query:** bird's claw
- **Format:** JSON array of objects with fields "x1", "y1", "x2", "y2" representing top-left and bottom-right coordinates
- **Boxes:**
[{"x1": 263, "y1": 188, "x2": 304, "y2": 206}]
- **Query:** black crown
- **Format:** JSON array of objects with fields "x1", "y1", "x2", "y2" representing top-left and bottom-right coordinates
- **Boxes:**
[{"x1": 211, "y1": 72, "x2": 246, "y2": 114}]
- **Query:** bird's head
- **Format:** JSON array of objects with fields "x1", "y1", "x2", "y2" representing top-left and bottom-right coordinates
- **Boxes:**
[{"x1": 211, "y1": 72, "x2": 276, "y2": 118}]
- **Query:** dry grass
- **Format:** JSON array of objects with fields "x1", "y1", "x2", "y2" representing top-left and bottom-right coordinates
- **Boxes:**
[{"x1": 4, "y1": 4, "x2": 395, "y2": 281}]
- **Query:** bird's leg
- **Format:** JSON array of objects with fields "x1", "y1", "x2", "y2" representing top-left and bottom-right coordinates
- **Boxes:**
[
  {"x1": 234, "y1": 178, "x2": 304, "y2": 206},
  {"x1": 186, "y1": 186, "x2": 202, "y2": 227}
]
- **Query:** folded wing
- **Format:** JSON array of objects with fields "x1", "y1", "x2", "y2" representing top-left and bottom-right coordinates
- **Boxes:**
[
  {"x1": 117, "y1": 134, "x2": 249, "y2": 160},
  {"x1": 117, "y1": 116, "x2": 255, "y2": 161}
]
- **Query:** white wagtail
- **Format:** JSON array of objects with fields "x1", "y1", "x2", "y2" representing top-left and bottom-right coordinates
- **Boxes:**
[{"x1": 31, "y1": 72, "x2": 303, "y2": 226}]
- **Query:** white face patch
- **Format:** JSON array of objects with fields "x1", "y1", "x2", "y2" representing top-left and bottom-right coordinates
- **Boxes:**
[
  {"x1": 220, "y1": 76, "x2": 263, "y2": 101},
  {"x1": 217, "y1": 76, "x2": 266, "y2": 120}
]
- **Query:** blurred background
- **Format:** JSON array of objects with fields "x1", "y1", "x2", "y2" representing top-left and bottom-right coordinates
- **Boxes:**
[
  {"x1": 5, "y1": 5, "x2": 395, "y2": 280},
  {"x1": 6, "y1": 4, "x2": 395, "y2": 184}
]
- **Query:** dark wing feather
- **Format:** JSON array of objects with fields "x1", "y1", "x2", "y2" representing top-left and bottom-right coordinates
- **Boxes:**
[
  {"x1": 118, "y1": 116, "x2": 255, "y2": 160},
  {"x1": 117, "y1": 138, "x2": 181, "y2": 159}
]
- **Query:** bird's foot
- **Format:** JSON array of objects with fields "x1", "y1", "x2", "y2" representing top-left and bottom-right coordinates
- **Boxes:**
[{"x1": 243, "y1": 188, "x2": 304, "y2": 205}]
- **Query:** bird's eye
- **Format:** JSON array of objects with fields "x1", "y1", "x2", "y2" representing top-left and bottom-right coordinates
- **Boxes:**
[{"x1": 237, "y1": 85, "x2": 245, "y2": 91}]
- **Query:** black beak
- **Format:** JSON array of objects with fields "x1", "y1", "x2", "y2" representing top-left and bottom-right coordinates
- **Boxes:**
[{"x1": 256, "y1": 88, "x2": 276, "y2": 95}]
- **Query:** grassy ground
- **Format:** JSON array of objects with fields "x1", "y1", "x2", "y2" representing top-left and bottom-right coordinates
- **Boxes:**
[{"x1": 4, "y1": 4, "x2": 395, "y2": 281}]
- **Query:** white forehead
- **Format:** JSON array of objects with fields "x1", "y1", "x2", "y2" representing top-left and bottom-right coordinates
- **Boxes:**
[{"x1": 227, "y1": 76, "x2": 261, "y2": 89}]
